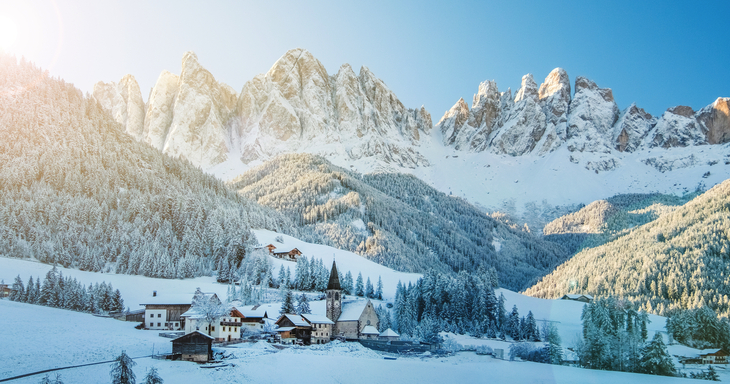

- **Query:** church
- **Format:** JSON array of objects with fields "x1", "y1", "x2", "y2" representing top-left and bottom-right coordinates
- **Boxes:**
[{"x1": 325, "y1": 260, "x2": 380, "y2": 340}]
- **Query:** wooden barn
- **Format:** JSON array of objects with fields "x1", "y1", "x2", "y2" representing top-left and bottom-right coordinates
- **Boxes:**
[
  {"x1": 560, "y1": 294, "x2": 593, "y2": 303},
  {"x1": 172, "y1": 331, "x2": 213, "y2": 363},
  {"x1": 275, "y1": 314, "x2": 312, "y2": 344},
  {"x1": 272, "y1": 247, "x2": 302, "y2": 261},
  {"x1": 0, "y1": 282, "x2": 12, "y2": 298}
]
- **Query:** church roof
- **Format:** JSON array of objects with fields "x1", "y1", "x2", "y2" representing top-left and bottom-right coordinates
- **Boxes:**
[
  {"x1": 338, "y1": 300, "x2": 368, "y2": 322},
  {"x1": 327, "y1": 260, "x2": 341, "y2": 290},
  {"x1": 301, "y1": 313, "x2": 335, "y2": 325}
]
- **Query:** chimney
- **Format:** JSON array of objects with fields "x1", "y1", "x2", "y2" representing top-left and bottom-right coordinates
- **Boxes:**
[{"x1": 153, "y1": 290, "x2": 157, "y2": 297}]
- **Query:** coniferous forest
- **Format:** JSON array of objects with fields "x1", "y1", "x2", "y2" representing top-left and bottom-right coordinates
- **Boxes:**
[{"x1": 0, "y1": 54, "x2": 293, "y2": 279}]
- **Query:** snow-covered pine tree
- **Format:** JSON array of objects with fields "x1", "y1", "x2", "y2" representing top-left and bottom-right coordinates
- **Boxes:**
[
  {"x1": 376, "y1": 276, "x2": 383, "y2": 300},
  {"x1": 277, "y1": 265, "x2": 286, "y2": 289},
  {"x1": 507, "y1": 305, "x2": 520, "y2": 340},
  {"x1": 280, "y1": 289, "x2": 296, "y2": 315},
  {"x1": 365, "y1": 277, "x2": 374, "y2": 298},
  {"x1": 638, "y1": 332, "x2": 675, "y2": 376},
  {"x1": 109, "y1": 350, "x2": 136, "y2": 384},
  {"x1": 142, "y1": 367, "x2": 163, "y2": 384},
  {"x1": 9, "y1": 275, "x2": 24, "y2": 301},
  {"x1": 355, "y1": 273, "x2": 364, "y2": 297},
  {"x1": 343, "y1": 271, "x2": 354, "y2": 295},
  {"x1": 296, "y1": 293, "x2": 311, "y2": 315}
]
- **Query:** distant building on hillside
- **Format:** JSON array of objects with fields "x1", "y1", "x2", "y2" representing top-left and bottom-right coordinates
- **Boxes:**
[
  {"x1": 701, "y1": 349, "x2": 729, "y2": 364},
  {"x1": 0, "y1": 282, "x2": 12, "y2": 298},
  {"x1": 560, "y1": 294, "x2": 593, "y2": 303}
]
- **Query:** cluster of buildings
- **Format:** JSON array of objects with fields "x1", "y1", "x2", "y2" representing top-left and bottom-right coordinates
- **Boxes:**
[{"x1": 140, "y1": 261, "x2": 399, "y2": 362}]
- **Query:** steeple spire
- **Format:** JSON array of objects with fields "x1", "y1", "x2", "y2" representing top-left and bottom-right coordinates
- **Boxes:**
[{"x1": 327, "y1": 260, "x2": 341, "y2": 290}]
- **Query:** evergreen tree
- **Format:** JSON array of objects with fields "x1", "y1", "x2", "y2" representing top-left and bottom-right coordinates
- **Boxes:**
[
  {"x1": 545, "y1": 322, "x2": 563, "y2": 365},
  {"x1": 639, "y1": 333, "x2": 675, "y2": 376},
  {"x1": 296, "y1": 293, "x2": 311, "y2": 315},
  {"x1": 10, "y1": 275, "x2": 24, "y2": 302},
  {"x1": 497, "y1": 293, "x2": 507, "y2": 336},
  {"x1": 706, "y1": 365, "x2": 720, "y2": 381},
  {"x1": 507, "y1": 305, "x2": 520, "y2": 340},
  {"x1": 142, "y1": 367, "x2": 163, "y2": 384},
  {"x1": 355, "y1": 273, "x2": 364, "y2": 297},
  {"x1": 365, "y1": 277, "x2": 374, "y2": 299},
  {"x1": 280, "y1": 289, "x2": 296, "y2": 315},
  {"x1": 277, "y1": 265, "x2": 286, "y2": 289},
  {"x1": 343, "y1": 271, "x2": 354, "y2": 295},
  {"x1": 376, "y1": 276, "x2": 383, "y2": 300},
  {"x1": 109, "y1": 350, "x2": 136, "y2": 384}
]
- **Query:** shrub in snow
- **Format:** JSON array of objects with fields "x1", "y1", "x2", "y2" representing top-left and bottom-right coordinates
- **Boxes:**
[
  {"x1": 441, "y1": 338, "x2": 463, "y2": 353},
  {"x1": 476, "y1": 345, "x2": 493, "y2": 355}
]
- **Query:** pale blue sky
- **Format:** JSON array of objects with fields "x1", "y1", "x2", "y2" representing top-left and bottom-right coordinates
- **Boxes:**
[{"x1": 2, "y1": 0, "x2": 728, "y2": 118}]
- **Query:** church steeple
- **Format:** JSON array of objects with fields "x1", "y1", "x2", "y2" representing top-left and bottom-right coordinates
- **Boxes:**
[
  {"x1": 326, "y1": 260, "x2": 342, "y2": 324},
  {"x1": 327, "y1": 259, "x2": 341, "y2": 290}
]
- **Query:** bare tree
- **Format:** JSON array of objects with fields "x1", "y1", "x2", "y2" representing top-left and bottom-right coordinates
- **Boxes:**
[{"x1": 191, "y1": 288, "x2": 231, "y2": 336}]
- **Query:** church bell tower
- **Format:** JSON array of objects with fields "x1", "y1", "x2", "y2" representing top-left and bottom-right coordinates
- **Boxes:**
[{"x1": 326, "y1": 260, "x2": 342, "y2": 323}]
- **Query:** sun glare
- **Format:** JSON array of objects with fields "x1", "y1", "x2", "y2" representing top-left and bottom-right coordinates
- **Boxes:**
[{"x1": 0, "y1": 15, "x2": 18, "y2": 52}]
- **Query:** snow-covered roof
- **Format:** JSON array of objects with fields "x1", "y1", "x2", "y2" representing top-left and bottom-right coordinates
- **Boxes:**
[
  {"x1": 276, "y1": 327, "x2": 295, "y2": 332},
  {"x1": 280, "y1": 314, "x2": 310, "y2": 327},
  {"x1": 361, "y1": 325, "x2": 379, "y2": 335},
  {"x1": 301, "y1": 314, "x2": 334, "y2": 325},
  {"x1": 172, "y1": 331, "x2": 214, "y2": 342},
  {"x1": 379, "y1": 328, "x2": 399, "y2": 337},
  {"x1": 338, "y1": 300, "x2": 368, "y2": 322},
  {"x1": 272, "y1": 246, "x2": 300, "y2": 254}
]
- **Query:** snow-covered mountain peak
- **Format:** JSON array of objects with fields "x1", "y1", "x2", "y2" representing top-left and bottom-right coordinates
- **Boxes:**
[
  {"x1": 538, "y1": 68, "x2": 570, "y2": 101},
  {"x1": 699, "y1": 97, "x2": 730, "y2": 144},
  {"x1": 92, "y1": 74, "x2": 145, "y2": 140},
  {"x1": 514, "y1": 73, "x2": 538, "y2": 102}
]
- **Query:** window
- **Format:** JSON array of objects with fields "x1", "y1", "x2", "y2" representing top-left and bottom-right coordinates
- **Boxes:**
[
  {"x1": 150, "y1": 314, "x2": 153, "y2": 318},
  {"x1": 158, "y1": 314, "x2": 161, "y2": 318},
  {"x1": 211, "y1": 326, "x2": 215, "y2": 332},
  {"x1": 157, "y1": 323, "x2": 161, "y2": 327},
  {"x1": 150, "y1": 322, "x2": 153, "y2": 327}
]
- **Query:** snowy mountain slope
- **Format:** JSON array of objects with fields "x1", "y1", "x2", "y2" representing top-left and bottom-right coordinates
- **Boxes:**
[{"x1": 228, "y1": 153, "x2": 569, "y2": 291}]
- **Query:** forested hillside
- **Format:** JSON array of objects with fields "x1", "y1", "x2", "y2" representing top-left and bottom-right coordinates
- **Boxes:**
[
  {"x1": 525, "y1": 179, "x2": 730, "y2": 316},
  {"x1": 543, "y1": 192, "x2": 700, "y2": 255},
  {"x1": 229, "y1": 153, "x2": 569, "y2": 291},
  {"x1": 0, "y1": 54, "x2": 293, "y2": 278}
]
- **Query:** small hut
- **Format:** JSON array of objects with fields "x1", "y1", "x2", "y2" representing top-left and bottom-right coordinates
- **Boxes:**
[
  {"x1": 378, "y1": 328, "x2": 400, "y2": 341},
  {"x1": 172, "y1": 331, "x2": 213, "y2": 363},
  {"x1": 360, "y1": 325, "x2": 380, "y2": 340}
]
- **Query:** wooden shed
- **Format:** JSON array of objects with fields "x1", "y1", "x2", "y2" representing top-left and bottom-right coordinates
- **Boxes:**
[{"x1": 171, "y1": 331, "x2": 213, "y2": 363}]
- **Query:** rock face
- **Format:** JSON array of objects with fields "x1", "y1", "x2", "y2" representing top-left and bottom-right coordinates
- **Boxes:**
[
  {"x1": 613, "y1": 103, "x2": 655, "y2": 152},
  {"x1": 649, "y1": 106, "x2": 706, "y2": 148},
  {"x1": 697, "y1": 97, "x2": 730, "y2": 145},
  {"x1": 92, "y1": 75, "x2": 145, "y2": 140},
  {"x1": 236, "y1": 49, "x2": 431, "y2": 167},
  {"x1": 489, "y1": 74, "x2": 547, "y2": 156},
  {"x1": 537, "y1": 68, "x2": 571, "y2": 154},
  {"x1": 565, "y1": 77, "x2": 620, "y2": 153}
]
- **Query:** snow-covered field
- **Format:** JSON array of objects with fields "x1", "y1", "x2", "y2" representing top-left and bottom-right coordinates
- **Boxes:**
[{"x1": 1, "y1": 299, "x2": 723, "y2": 384}]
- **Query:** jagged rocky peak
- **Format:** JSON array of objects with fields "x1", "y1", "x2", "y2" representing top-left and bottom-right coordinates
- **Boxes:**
[
  {"x1": 613, "y1": 103, "x2": 655, "y2": 152},
  {"x1": 438, "y1": 98, "x2": 470, "y2": 146},
  {"x1": 92, "y1": 74, "x2": 145, "y2": 140},
  {"x1": 565, "y1": 76, "x2": 619, "y2": 153},
  {"x1": 514, "y1": 74, "x2": 538, "y2": 102},
  {"x1": 236, "y1": 48, "x2": 432, "y2": 168},
  {"x1": 466, "y1": 80, "x2": 500, "y2": 138},
  {"x1": 698, "y1": 97, "x2": 730, "y2": 145},
  {"x1": 649, "y1": 105, "x2": 706, "y2": 149},
  {"x1": 536, "y1": 68, "x2": 571, "y2": 154},
  {"x1": 144, "y1": 70, "x2": 179, "y2": 150}
]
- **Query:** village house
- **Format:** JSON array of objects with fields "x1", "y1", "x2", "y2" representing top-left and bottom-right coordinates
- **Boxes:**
[
  {"x1": 139, "y1": 292, "x2": 192, "y2": 330},
  {"x1": 325, "y1": 260, "x2": 380, "y2": 340},
  {"x1": 181, "y1": 298, "x2": 244, "y2": 343},
  {"x1": 0, "y1": 282, "x2": 12, "y2": 298},
  {"x1": 701, "y1": 349, "x2": 729, "y2": 364},
  {"x1": 275, "y1": 314, "x2": 312, "y2": 344},
  {"x1": 237, "y1": 305, "x2": 270, "y2": 332},
  {"x1": 301, "y1": 313, "x2": 335, "y2": 344},
  {"x1": 560, "y1": 294, "x2": 593, "y2": 303},
  {"x1": 171, "y1": 331, "x2": 213, "y2": 363}
]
